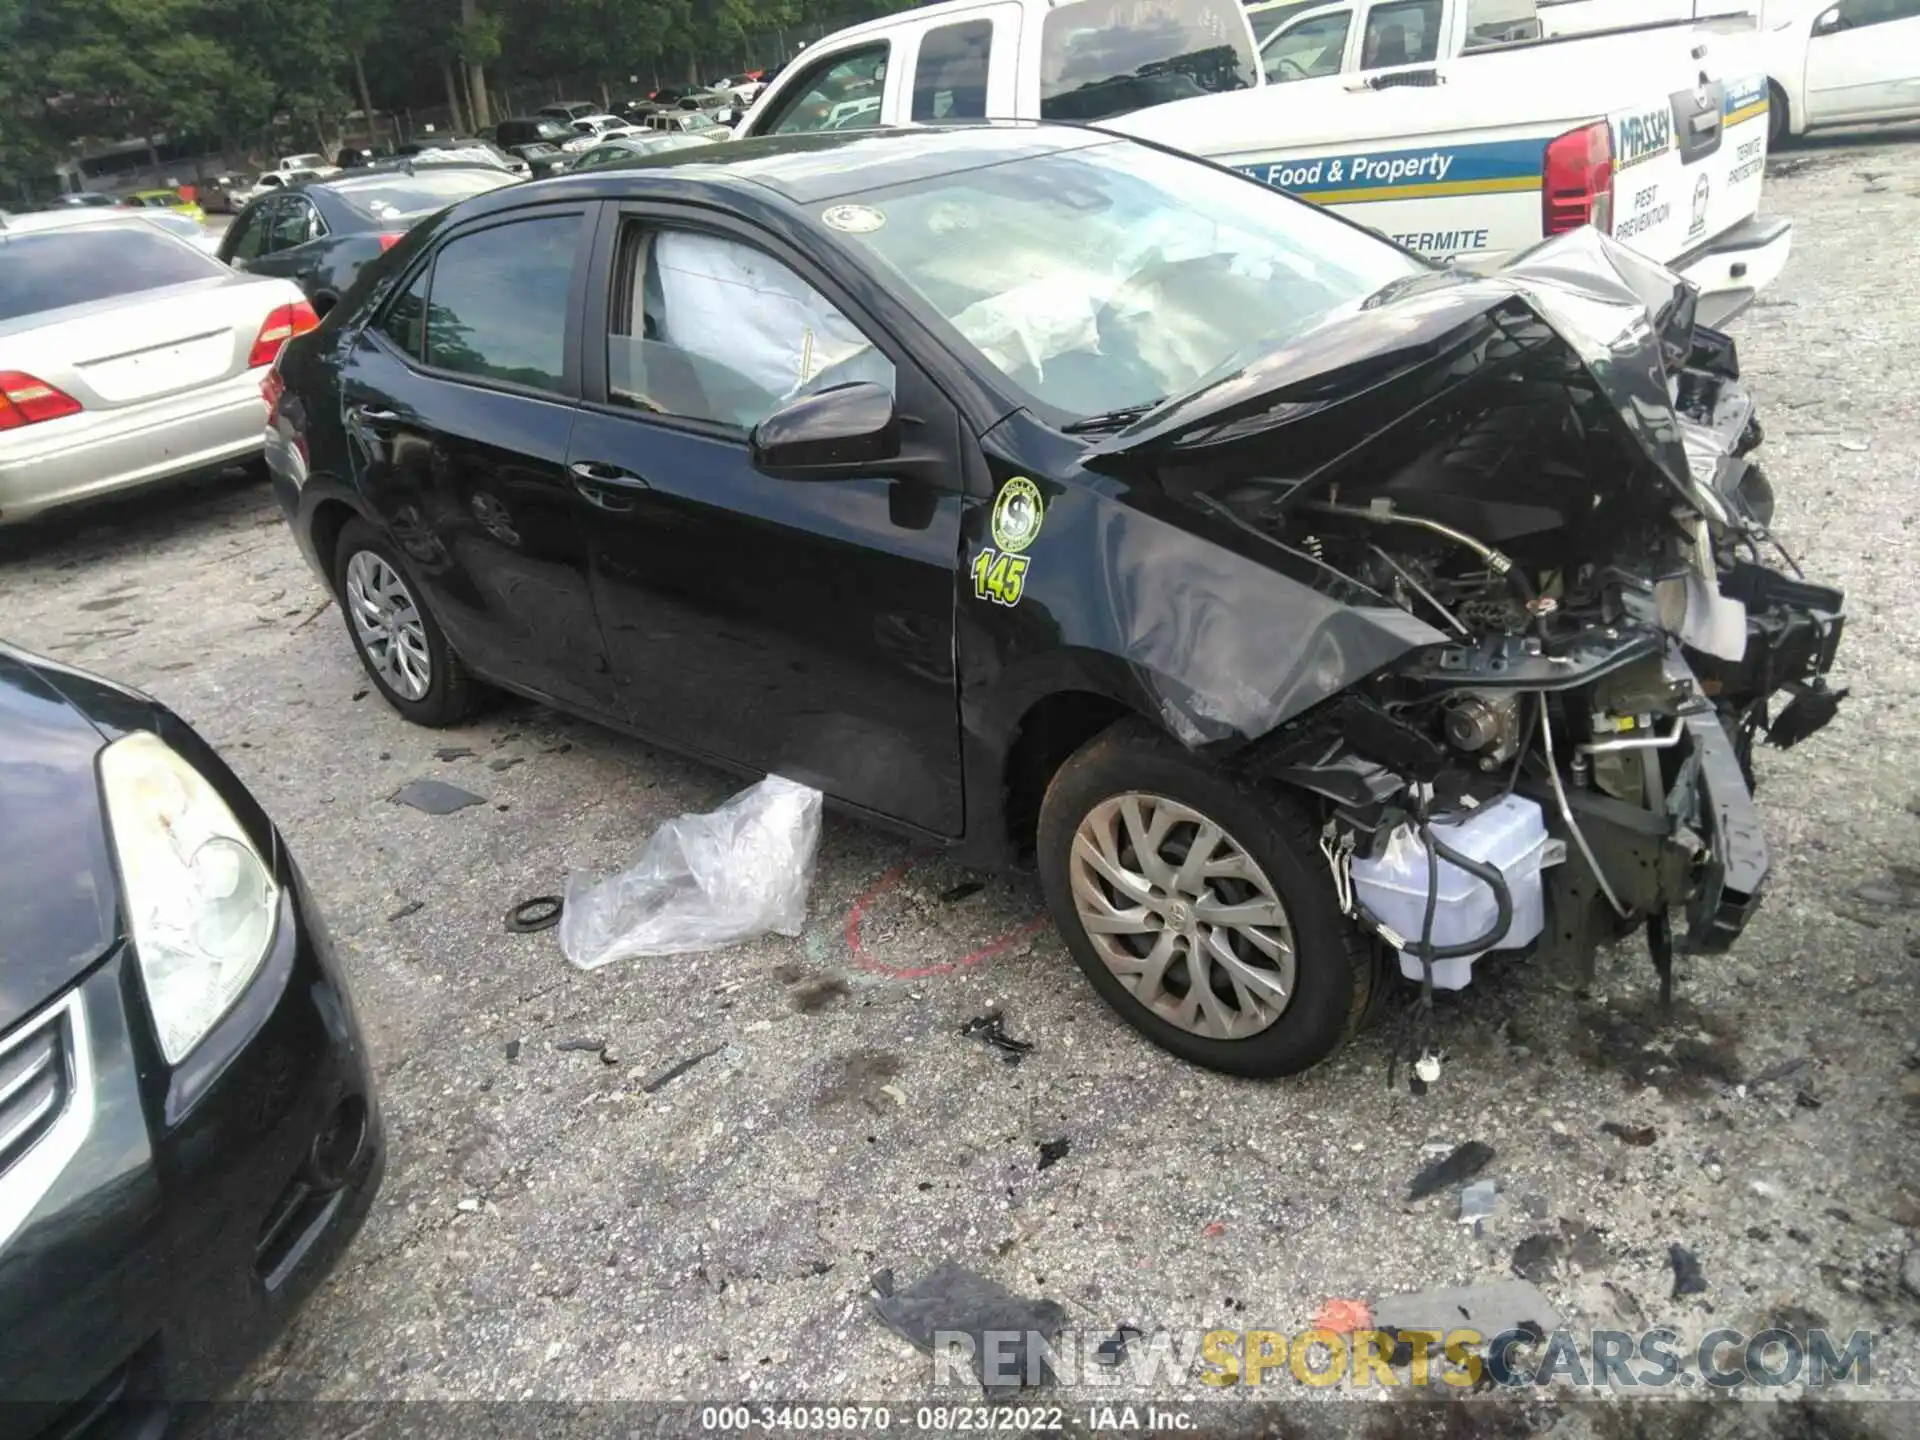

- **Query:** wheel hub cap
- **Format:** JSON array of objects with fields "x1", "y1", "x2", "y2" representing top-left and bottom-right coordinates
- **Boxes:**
[
  {"x1": 1068, "y1": 793, "x2": 1297, "y2": 1040},
  {"x1": 344, "y1": 550, "x2": 431, "y2": 701}
]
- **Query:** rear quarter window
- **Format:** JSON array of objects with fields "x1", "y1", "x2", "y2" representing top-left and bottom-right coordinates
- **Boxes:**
[{"x1": 0, "y1": 226, "x2": 224, "y2": 322}]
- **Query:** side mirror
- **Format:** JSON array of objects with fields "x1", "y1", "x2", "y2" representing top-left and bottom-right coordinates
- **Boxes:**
[
  {"x1": 749, "y1": 381, "x2": 899, "y2": 477},
  {"x1": 1813, "y1": 5, "x2": 1843, "y2": 32}
]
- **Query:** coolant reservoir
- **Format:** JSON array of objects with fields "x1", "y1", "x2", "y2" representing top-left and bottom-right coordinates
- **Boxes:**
[{"x1": 1349, "y1": 795, "x2": 1560, "y2": 990}]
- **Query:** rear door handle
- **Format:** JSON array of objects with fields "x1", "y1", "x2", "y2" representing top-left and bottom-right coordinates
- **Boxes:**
[
  {"x1": 351, "y1": 405, "x2": 402, "y2": 424},
  {"x1": 569, "y1": 460, "x2": 645, "y2": 487}
]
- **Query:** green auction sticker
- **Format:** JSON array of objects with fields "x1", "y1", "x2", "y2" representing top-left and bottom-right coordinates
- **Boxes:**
[{"x1": 991, "y1": 476, "x2": 1044, "y2": 554}]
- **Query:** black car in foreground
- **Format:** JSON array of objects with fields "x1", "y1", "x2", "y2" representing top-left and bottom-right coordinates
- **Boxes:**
[
  {"x1": 0, "y1": 644, "x2": 382, "y2": 1425},
  {"x1": 263, "y1": 125, "x2": 1845, "y2": 1078},
  {"x1": 219, "y1": 164, "x2": 520, "y2": 315}
]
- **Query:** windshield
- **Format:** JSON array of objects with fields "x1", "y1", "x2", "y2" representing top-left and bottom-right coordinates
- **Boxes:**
[
  {"x1": 824, "y1": 140, "x2": 1424, "y2": 420},
  {"x1": 337, "y1": 170, "x2": 517, "y2": 221},
  {"x1": 283, "y1": 154, "x2": 325, "y2": 170},
  {"x1": 0, "y1": 226, "x2": 224, "y2": 321},
  {"x1": 1040, "y1": 0, "x2": 1260, "y2": 124}
]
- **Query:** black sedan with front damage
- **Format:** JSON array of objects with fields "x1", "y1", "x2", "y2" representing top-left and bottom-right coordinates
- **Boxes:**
[
  {"x1": 0, "y1": 644, "x2": 382, "y2": 1427},
  {"x1": 262, "y1": 126, "x2": 1843, "y2": 1078},
  {"x1": 219, "y1": 164, "x2": 520, "y2": 316}
]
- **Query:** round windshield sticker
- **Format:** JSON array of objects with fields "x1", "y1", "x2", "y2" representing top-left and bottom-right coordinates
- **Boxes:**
[
  {"x1": 821, "y1": 204, "x2": 885, "y2": 234},
  {"x1": 991, "y1": 477, "x2": 1045, "y2": 554}
]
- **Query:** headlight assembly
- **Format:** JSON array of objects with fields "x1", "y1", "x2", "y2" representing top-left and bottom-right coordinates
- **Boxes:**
[{"x1": 99, "y1": 732, "x2": 277, "y2": 1063}]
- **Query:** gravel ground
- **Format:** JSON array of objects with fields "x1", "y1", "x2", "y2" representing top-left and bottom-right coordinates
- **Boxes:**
[{"x1": 4, "y1": 128, "x2": 1920, "y2": 1433}]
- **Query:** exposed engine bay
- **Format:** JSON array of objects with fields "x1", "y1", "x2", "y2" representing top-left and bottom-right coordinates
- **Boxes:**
[{"x1": 1181, "y1": 232, "x2": 1847, "y2": 1020}]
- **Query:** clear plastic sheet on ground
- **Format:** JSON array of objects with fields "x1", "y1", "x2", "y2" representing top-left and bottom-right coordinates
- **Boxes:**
[{"x1": 558, "y1": 774, "x2": 823, "y2": 967}]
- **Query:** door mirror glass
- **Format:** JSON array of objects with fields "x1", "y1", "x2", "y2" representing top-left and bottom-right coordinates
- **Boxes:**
[
  {"x1": 1814, "y1": 5, "x2": 1843, "y2": 31},
  {"x1": 749, "y1": 381, "x2": 899, "y2": 476}
]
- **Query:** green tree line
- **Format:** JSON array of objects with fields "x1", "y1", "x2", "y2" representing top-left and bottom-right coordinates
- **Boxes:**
[{"x1": 0, "y1": 0, "x2": 922, "y2": 186}]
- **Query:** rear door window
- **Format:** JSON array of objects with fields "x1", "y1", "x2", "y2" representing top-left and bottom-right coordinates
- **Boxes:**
[
  {"x1": 0, "y1": 226, "x2": 226, "y2": 321},
  {"x1": 1361, "y1": 0, "x2": 1441, "y2": 66},
  {"x1": 421, "y1": 214, "x2": 581, "y2": 393},
  {"x1": 912, "y1": 20, "x2": 994, "y2": 122},
  {"x1": 1040, "y1": 0, "x2": 1259, "y2": 121},
  {"x1": 226, "y1": 204, "x2": 270, "y2": 261},
  {"x1": 758, "y1": 44, "x2": 890, "y2": 134},
  {"x1": 377, "y1": 264, "x2": 430, "y2": 359}
]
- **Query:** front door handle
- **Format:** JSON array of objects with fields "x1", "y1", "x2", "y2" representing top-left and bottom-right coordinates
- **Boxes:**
[
  {"x1": 569, "y1": 460, "x2": 645, "y2": 487},
  {"x1": 351, "y1": 405, "x2": 402, "y2": 424}
]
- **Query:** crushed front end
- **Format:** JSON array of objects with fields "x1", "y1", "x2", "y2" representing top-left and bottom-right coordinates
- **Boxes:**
[{"x1": 1117, "y1": 229, "x2": 1847, "y2": 1012}]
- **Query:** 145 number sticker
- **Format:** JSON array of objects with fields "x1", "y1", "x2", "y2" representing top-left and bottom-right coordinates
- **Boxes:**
[{"x1": 971, "y1": 548, "x2": 1029, "y2": 607}]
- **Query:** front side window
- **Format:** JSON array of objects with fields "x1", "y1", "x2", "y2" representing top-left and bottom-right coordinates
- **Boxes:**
[
  {"x1": 1262, "y1": 11, "x2": 1353, "y2": 82},
  {"x1": 1361, "y1": 0, "x2": 1441, "y2": 66},
  {"x1": 423, "y1": 215, "x2": 580, "y2": 392},
  {"x1": 912, "y1": 20, "x2": 994, "y2": 122},
  {"x1": 605, "y1": 224, "x2": 894, "y2": 432},
  {"x1": 1040, "y1": 0, "x2": 1259, "y2": 123},
  {"x1": 760, "y1": 44, "x2": 890, "y2": 135},
  {"x1": 824, "y1": 138, "x2": 1421, "y2": 420}
]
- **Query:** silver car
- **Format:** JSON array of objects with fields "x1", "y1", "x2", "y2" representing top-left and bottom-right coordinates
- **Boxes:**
[{"x1": 1, "y1": 213, "x2": 311, "y2": 524}]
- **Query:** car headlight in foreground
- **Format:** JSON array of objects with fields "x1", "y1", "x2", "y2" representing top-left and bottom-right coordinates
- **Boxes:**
[{"x1": 99, "y1": 731, "x2": 277, "y2": 1062}]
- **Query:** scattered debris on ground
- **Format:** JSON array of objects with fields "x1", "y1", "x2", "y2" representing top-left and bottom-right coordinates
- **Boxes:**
[
  {"x1": 1409, "y1": 1141, "x2": 1495, "y2": 1200},
  {"x1": 1036, "y1": 1138, "x2": 1070, "y2": 1171},
  {"x1": 385, "y1": 899, "x2": 424, "y2": 922},
  {"x1": 960, "y1": 1012, "x2": 1035, "y2": 1065},
  {"x1": 1313, "y1": 1298, "x2": 1373, "y2": 1334},
  {"x1": 390, "y1": 778, "x2": 486, "y2": 814},
  {"x1": 1373, "y1": 1280, "x2": 1562, "y2": 1358},
  {"x1": 638, "y1": 1044, "x2": 724, "y2": 1092},
  {"x1": 872, "y1": 1263, "x2": 1068, "y2": 1395},
  {"x1": 1601, "y1": 1121, "x2": 1658, "y2": 1147},
  {"x1": 1669, "y1": 1244, "x2": 1709, "y2": 1298},
  {"x1": 1093, "y1": 1325, "x2": 1143, "y2": 1367},
  {"x1": 558, "y1": 774, "x2": 823, "y2": 967}
]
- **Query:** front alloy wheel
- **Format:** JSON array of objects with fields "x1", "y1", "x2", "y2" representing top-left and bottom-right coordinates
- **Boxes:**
[
  {"x1": 1038, "y1": 720, "x2": 1376, "y2": 1078},
  {"x1": 1069, "y1": 794, "x2": 1297, "y2": 1040}
]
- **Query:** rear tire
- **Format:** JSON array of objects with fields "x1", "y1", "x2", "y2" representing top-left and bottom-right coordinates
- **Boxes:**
[
  {"x1": 332, "y1": 518, "x2": 483, "y2": 727},
  {"x1": 1036, "y1": 719, "x2": 1376, "y2": 1078}
]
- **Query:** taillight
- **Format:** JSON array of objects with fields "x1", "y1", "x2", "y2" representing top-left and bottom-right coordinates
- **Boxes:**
[
  {"x1": 1542, "y1": 120, "x2": 1614, "y2": 237},
  {"x1": 377, "y1": 232, "x2": 405, "y2": 252},
  {"x1": 261, "y1": 365, "x2": 286, "y2": 417},
  {"x1": 0, "y1": 371, "x2": 83, "y2": 431},
  {"x1": 248, "y1": 300, "x2": 321, "y2": 369}
]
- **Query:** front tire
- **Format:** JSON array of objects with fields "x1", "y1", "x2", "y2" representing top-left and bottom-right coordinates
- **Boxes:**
[
  {"x1": 1037, "y1": 719, "x2": 1376, "y2": 1078},
  {"x1": 1768, "y1": 82, "x2": 1790, "y2": 150},
  {"x1": 333, "y1": 518, "x2": 483, "y2": 726}
]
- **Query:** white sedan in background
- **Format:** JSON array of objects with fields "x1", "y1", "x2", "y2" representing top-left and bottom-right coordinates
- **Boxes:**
[
  {"x1": 1761, "y1": 0, "x2": 1920, "y2": 142},
  {"x1": 0, "y1": 213, "x2": 312, "y2": 525}
]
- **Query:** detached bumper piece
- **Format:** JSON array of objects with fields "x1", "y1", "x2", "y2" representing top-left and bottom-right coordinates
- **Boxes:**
[
  {"x1": 1675, "y1": 565, "x2": 1844, "y2": 953},
  {"x1": 1680, "y1": 704, "x2": 1767, "y2": 953}
]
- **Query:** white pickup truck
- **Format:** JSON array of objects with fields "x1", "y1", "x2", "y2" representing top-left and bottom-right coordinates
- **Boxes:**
[{"x1": 736, "y1": 0, "x2": 1789, "y2": 323}]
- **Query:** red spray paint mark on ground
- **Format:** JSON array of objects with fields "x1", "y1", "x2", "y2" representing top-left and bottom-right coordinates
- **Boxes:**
[{"x1": 842, "y1": 856, "x2": 1050, "y2": 981}]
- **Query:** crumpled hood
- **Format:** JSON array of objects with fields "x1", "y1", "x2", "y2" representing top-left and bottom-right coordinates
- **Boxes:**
[{"x1": 1084, "y1": 227, "x2": 1709, "y2": 506}]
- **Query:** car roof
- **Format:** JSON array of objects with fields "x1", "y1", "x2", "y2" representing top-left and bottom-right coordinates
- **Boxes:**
[
  {"x1": 0, "y1": 210, "x2": 193, "y2": 241},
  {"x1": 513, "y1": 124, "x2": 1112, "y2": 207}
]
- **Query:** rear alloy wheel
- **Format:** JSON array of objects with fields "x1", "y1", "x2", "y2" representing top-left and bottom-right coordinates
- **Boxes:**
[
  {"x1": 1038, "y1": 720, "x2": 1375, "y2": 1077},
  {"x1": 333, "y1": 518, "x2": 482, "y2": 726}
]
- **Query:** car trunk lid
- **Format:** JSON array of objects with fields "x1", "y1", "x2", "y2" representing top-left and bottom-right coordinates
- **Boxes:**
[{"x1": 0, "y1": 276, "x2": 294, "y2": 413}]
